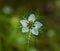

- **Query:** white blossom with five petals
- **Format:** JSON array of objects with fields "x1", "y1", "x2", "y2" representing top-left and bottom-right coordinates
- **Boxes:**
[{"x1": 20, "y1": 14, "x2": 43, "y2": 35}]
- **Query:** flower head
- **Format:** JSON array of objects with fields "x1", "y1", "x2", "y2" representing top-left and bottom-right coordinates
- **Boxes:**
[{"x1": 20, "y1": 14, "x2": 43, "y2": 35}]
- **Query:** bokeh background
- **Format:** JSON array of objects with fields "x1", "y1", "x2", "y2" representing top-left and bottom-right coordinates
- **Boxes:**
[{"x1": 0, "y1": 0, "x2": 60, "y2": 51}]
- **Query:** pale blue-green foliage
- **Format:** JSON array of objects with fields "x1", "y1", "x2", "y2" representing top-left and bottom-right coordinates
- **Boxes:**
[
  {"x1": 47, "y1": 29, "x2": 55, "y2": 37},
  {"x1": 55, "y1": 0, "x2": 60, "y2": 7},
  {"x1": 2, "y1": 6, "x2": 12, "y2": 14},
  {"x1": 29, "y1": 48, "x2": 38, "y2": 51}
]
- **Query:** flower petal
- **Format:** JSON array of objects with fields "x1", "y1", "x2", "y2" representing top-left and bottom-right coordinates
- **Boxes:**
[
  {"x1": 20, "y1": 20, "x2": 27, "y2": 27},
  {"x1": 34, "y1": 21, "x2": 43, "y2": 29},
  {"x1": 22, "y1": 27, "x2": 29, "y2": 32},
  {"x1": 28, "y1": 14, "x2": 35, "y2": 22},
  {"x1": 31, "y1": 28, "x2": 39, "y2": 35}
]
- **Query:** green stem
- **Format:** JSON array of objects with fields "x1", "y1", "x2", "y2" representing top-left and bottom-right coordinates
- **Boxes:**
[{"x1": 27, "y1": 32, "x2": 31, "y2": 51}]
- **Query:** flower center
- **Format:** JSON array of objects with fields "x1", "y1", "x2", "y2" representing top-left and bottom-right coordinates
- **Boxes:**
[{"x1": 27, "y1": 21, "x2": 35, "y2": 29}]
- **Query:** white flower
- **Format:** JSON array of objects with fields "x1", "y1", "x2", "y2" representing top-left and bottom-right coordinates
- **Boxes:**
[{"x1": 20, "y1": 14, "x2": 43, "y2": 35}]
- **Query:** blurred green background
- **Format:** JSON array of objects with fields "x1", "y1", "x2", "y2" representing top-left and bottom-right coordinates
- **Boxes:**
[{"x1": 0, "y1": 0, "x2": 60, "y2": 51}]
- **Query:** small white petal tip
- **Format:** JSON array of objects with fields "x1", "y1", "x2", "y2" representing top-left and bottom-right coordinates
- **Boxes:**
[
  {"x1": 34, "y1": 21, "x2": 43, "y2": 28},
  {"x1": 20, "y1": 20, "x2": 27, "y2": 27},
  {"x1": 28, "y1": 14, "x2": 35, "y2": 22},
  {"x1": 22, "y1": 27, "x2": 29, "y2": 32},
  {"x1": 31, "y1": 28, "x2": 39, "y2": 35}
]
